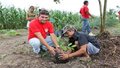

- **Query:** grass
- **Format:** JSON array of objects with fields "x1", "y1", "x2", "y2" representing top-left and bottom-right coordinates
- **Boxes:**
[
  {"x1": 0, "y1": 29, "x2": 21, "y2": 38},
  {"x1": 88, "y1": 23, "x2": 120, "y2": 36},
  {"x1": 106, "y1": 23, "x2": 120, "y2": 36}
]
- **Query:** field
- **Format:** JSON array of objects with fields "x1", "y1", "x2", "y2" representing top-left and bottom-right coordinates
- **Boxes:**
[
  {"x1": 0, "y1": 4, "x2": 120, "y2": 68},
  {"x1": 0, "y1": 25, "x2": 120, "y2": 68}
]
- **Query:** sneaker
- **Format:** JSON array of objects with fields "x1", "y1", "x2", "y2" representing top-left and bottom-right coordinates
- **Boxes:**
[{"x1": 89, "y1": 32, "x2": 95, "y2": 36}]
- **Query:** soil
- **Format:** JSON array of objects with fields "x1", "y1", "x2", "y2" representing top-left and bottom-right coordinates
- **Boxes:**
[{"x1": 0, "y1": 29, "x2": 120, "y2": 68}]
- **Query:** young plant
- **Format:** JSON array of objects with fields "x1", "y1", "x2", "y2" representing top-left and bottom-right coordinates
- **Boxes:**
[{"x1": 57, "y1": 36, "x2": 76, "y2": 52}]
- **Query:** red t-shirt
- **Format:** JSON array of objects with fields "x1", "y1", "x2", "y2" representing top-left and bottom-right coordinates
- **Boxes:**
[
  {"x1": 28, "y1": 18, "x2": 54, "y2": 40},
  {"x1": 80, "y1": 5, "x2": 90, "y2": 19},
  {"x1": 118, "y1": 11, "x2": 120, "y2": 15}
]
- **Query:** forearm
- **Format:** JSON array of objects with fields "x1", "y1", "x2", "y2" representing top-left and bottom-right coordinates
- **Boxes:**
[
  {"x1": 35, "y1": 32, "x2": 50, "y2": 49},
  {"x1": 69, "y1": 49, "x2": 85, "y2": 58},
  {"x1": 69, "y1": 45, "x2": 87, "y2": 58},
  {"x1": 50, "y1": 33, "x2": 59, "y2": 47},
  {"x1": 86, "y1": 11, "x2": 93, "y2": 17}
]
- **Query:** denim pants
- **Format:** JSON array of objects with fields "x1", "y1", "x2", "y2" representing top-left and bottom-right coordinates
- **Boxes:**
[
  {"x1": 81, "y1": 18, "x2": 91, "y2": 34},
  {"x1": 87, "y1": 42, "x2": 100, "y2": 54},
  {"x1": 28, "y1": 36, "x2": 54, "y2": 54}
]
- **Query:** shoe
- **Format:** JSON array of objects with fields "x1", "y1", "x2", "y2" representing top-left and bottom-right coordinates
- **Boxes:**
[{"x1": 89, "y1": 32, "x2": 95, "y2": 36}]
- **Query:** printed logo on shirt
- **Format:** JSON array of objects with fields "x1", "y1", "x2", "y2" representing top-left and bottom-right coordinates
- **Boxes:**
[{"x1": 45, "y1": 29, "x2": 48, "y2": 32}]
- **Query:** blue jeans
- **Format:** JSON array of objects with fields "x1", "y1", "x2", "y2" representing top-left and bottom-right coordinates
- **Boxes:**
[
  {"x1": 29, "y1": 36, "x2": 54, "y2": 54},
  {"x1": 81, "y1": 18, "x2": 91, "y2": 34},
  {"x1": 87, "y1": 42, "x2": 100, "y2": 54}
]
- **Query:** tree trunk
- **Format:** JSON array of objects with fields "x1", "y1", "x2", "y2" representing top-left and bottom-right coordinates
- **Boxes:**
[
  {"x1": 102, "y1": 0, "x2": 107, "y2": 32},
  {"x1": 98, "y1": 0, "x2": 107, "y2": 33},
  {"x1": 98, "y1": 0, "x2": 103, "y2": 33}
]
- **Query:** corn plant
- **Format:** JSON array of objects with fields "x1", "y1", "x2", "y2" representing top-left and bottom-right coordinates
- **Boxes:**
[
  {"x1": 0, "y1": 3, "x2": 27, "y2": 29},
  {"x1": 50, "y1": 10, "x2": 81, "y2": 30}
]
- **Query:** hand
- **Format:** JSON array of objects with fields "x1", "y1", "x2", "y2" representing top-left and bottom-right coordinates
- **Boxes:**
[
  {"x1": 59, "y1": 53, "x2": 69, "y2": 60},
  {"x1": 55, "y1": 46, "x2": 64, "y2": 54},
  {"x1": 48, "y1": 46, "x2": 56, "y2": 56},
  {"x1": 55, "y1": 47, "x2": 61, "y2": 52}
]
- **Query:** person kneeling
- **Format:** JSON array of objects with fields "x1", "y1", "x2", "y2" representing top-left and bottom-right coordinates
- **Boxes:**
[{"x1": 59, "y1": 25, "x2": 100, "y2": 61}]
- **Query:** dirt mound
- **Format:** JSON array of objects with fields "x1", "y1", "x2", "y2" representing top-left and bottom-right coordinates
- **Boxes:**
[
  {"x1": 97, "y1": 31, "x2": 111, "y2": 39},
  {"x1": 91, "y1": 36, "x2": 120, "y2": 68}
]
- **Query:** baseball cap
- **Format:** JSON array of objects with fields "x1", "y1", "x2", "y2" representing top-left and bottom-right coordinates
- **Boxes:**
[{"x1": 62, "y1": 25, "x2": 77, "y2": 34}]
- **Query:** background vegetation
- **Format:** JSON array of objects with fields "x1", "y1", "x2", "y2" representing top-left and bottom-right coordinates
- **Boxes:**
[{"x1": 0, "y1": 3, "x2": 119, "y2": 32}]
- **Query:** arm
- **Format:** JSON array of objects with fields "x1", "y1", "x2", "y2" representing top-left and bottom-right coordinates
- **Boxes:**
[
  {"x1": 35, "y1": 32, "x2": 55, "y2": 55},
  {"x1": 35, "y1": 32, "x2": 50, "y2": 49},
  {"x1": 60, "y1": 44, "x2": 88, "y2": 60},
  {"x1": 86, "y1": 11, "x2": 93, "y2": 18},
  {"x1": 50, "y1": 33, "x2": 59, "y2": 48},
  {"x1": 48, "y1": 23, "x2": 60, "y2": 48},
  {"x1": 69, "y1": 44, "x2": 87, "y2": 58},
  {"x1": 84, "y1": 6, "x2": 94, "y2": 18}
]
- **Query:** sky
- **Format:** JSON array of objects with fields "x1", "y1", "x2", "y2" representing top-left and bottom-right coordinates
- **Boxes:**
[{"x1": 0, "y1": 0, "x2": 120, "y2": 16}]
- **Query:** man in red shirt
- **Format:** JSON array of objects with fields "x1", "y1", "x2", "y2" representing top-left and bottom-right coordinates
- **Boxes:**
[
  {"x1": 118, "y1": 11, "x2": 120, "y2": 23},
  {"x1": 80, "y1": 1, "x2": 94, "y2": 36},
  {"x1": 28, "y1": 9, "x2": 60, "y2": 55}
]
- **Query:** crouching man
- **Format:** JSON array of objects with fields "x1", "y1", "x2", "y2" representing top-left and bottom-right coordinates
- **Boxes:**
[
  {"x1": 60, "y1": 25, "x2": 100, "y2": 60},
  {"x1": 28, "y1": 9, "x2": 60, "y2": 55}
]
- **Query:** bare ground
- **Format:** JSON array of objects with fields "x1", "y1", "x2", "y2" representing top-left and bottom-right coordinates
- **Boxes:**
[{"x1": 0, "y1": 29, "x2": 120, "y2": 68}]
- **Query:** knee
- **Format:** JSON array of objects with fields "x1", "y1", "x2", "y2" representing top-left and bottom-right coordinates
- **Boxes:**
[{"x1": 29, "y1": 38, "x2": 41, "y2": 46}]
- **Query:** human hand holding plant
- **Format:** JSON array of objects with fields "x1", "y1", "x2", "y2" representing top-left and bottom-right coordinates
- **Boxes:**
[
  {"x1": 59, "y1": 53, "x2": 69, "y2": 60},
  {"x1": 48, "y1": 46, "x2": 56, "y2": 56}
]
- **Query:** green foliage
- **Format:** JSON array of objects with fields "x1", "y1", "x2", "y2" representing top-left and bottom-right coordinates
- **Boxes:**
[
  {"x1": 50, "y1": 10, "x2": 81, "y2": 30},
  {"x1": 0, "y1": 3, "x2": 119, "y2": 31},
  {"x1": 105, "y1": 9, "x2": 119, "y2": 27},
  {"x1": 0, "y1": 3, "x2": 27, "y2": 29},
  {"x1": 57, "y1": 36, "x2": 76, "y2": 51},
  {"x1": 89, "y1": 9, "x2": 119, "y2": 28}
]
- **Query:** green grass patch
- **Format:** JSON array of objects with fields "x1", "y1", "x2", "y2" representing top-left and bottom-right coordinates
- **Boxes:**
[{"x1": 5, "y1": 30, "x2": 20, "y2": 36}]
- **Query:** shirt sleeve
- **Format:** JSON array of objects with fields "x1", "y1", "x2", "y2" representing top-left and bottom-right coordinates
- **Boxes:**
[
  {"x1": 48, "y1": 23, "x2": 54, "y2": 33},
  {"x1": 78, "y1": 35, "x2": 88, "y2": 46}
]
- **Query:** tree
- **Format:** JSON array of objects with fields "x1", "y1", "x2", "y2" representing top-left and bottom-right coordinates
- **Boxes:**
[
  {"x1": 53, "y1": 0, "x2": 60, "y2": 4},
  {"x1": 98, "y1": 0, "x2": 107, "y2": 33}
]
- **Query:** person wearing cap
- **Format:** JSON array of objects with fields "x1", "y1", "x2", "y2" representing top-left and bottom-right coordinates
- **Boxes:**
[
  {"x1": 80, "y1": 1, "x2": 95, "y2": 36},
  {"x1": 28, "y1": 9, "x2": 60, "y2": 55},
  {"x1": 60, "y1": 25, "x2": 100, "y2": 60}
]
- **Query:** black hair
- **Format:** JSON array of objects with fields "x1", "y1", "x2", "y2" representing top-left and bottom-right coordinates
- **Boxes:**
[
  {"x1": 84, "y1": 1, "x2": 88, "y2": 5},
  {"x1": 29, "y1": 6, "x2": 34, "y2": 9},
  {"x1": 39, "y1": 9, "x2": 41, "y2": 12},
  {"x1": 39, "y1": 10, "x2": 49, "y2": 16}
]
